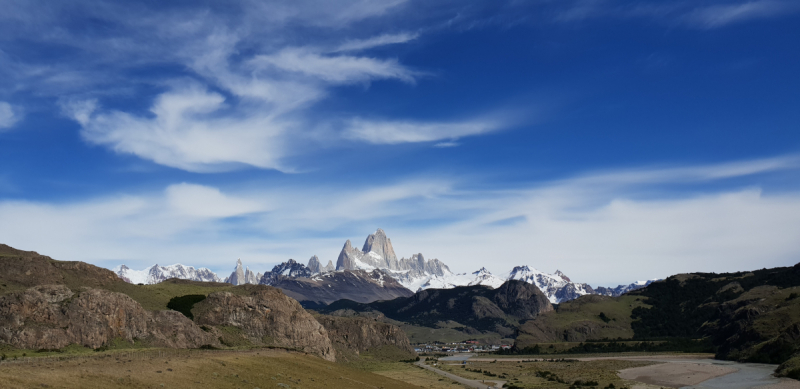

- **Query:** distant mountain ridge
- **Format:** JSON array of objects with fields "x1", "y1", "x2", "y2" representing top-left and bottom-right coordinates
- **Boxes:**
[
  {"x1": 111, "y1": 228, "x2": 658, "y2": 303},
  {"x1": 114, "y1": 263, "x2": 221, "y2": 284}
]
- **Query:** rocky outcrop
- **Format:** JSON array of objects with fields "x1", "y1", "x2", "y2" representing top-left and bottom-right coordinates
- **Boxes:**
[
  {"x1": 0, "y1": 285, "x2": 218, "y2": 350},
  {"x1": 192, "y1": 286, "x2": 335, "y2": 361},
  {"x1": 308, "y1": 256, "x2": 335, "y2": 274},
  {"x1": 225, "y1": 259, "x2": 246, "y2": 285},
  {"x1": 335, "y1": 229, "x2": 450, "y2": 276},
  {"x1": 224, "y1": 259, "x2": 259, "y2": 285},
  {"x1": 308, "y1": 255, "x2": 323, "y2": 274},
  {"x1": 315, "y1": 315, "x2": 415, "y2": 359},
  {"x1": 336, "y1": 239, "x2": 361, "y2": 271}
]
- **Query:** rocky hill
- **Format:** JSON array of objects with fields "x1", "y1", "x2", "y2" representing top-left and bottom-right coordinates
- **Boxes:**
[
  {"x1": 314, "y1": 314, "x2": 415, "y2": 363},
  {"x1": 191, "y1": 286, "x2": 335, "y2": 361},
  {"x1": 0, "y1": 284, "x2": 217, "y2": 350},
  {"x1": 317, "y1": 279, "x2": 553, "y2": 338}
]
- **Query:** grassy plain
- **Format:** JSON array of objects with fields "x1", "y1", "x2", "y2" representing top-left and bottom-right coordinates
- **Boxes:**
[
  {"x1": 0, "y1": 348, "x2": 421, "y2": 389},
  {"x1": 430, "y1": 357, "x2": 659, "y2": 388}
]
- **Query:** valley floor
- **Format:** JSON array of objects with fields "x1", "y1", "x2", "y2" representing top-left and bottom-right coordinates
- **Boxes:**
[
  {"x1": 0, "y1": 348, "x2": 419, "y2": 389},
  {"x1": 415, "y1": 353, "x2": 800, "y2": 389}
]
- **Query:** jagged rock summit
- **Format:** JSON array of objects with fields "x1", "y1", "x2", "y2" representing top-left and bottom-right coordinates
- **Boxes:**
[
  {"x1": 255, "y1": 255, "x2": 413, "y2": 304},
  {"x1": 224, "y1": 258, "x2": 260, "y2": 285},
  {"x1": 307, "y1": 255, "x2": 334, "y2": 274},
  {"x1": 335, "y1": 229, "x2": 453, "y2": 291}
]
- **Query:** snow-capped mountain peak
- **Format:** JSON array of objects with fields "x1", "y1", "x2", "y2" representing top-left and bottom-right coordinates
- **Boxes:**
[{"x1": 114, "y1": 263, "x2": 221, "y2": 285}]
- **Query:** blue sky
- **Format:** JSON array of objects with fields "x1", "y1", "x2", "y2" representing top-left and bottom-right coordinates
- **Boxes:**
[{"x1": 1, "y1": 0, "x2": 799, "y2": 286}]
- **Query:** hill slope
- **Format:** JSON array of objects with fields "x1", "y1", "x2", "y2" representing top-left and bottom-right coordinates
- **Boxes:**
[
  {"x1": 317, "y1": 279, "x2": 553, "y2": 338},
  {"x1": 514, "y1": 263, "x2": 800, "y2": 377}
]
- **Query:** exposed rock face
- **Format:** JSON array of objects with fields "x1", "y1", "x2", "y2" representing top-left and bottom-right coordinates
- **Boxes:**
[
  {"x1": 245, "y1": 268, "x2": 258, "y2": 284},
  {"x1": 336, "y1": 229, "x2": 447, "y2": 275},
  {"x1": 308, "y1": 256, "x2": 336, "y2": 274},
  {"x1": 225, "y1": 259, "x2": 246, "y2": 285},
  {"x1": 362, "y1": 228, "x2": 398, "y2": 266},
  {"x1": 334, "y1": 229, "x2": 452, "y2": 292},
  {"x1": 336, "y1": 239, "x2": 360, "y2": 271},
  {"x1": 307, "y1": 255, "x2": 322, "y2": 274},
  {"x1": 0, "y1": 285, "x2": 217, "y2": 350},
  {"x1": 192, "y1": 286, "x2": 335, "y2": 361},
  {"x1": 224, "y1": 259, "x2": 259, "y2": 285},
  {"x1": 315, "y1": 315, "x2": 415, "y2": 358},
  {"x1": 260, "y1": 259, "x2": 313, "y2": 285},
  {"x1": 270, "y1": 269, "x2": 413, "y2": 304}
]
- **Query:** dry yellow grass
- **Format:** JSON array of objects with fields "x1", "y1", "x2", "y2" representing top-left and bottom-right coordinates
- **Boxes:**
[
  {"x1": 0, "y1": 349, "x2": 419, "y2": 389},
  {"x1": 433, "y1": 358, "x2": 660, "y2": 388},
  {"x1": 372, "y1": 363, "x2": 464, "y2": 389}
]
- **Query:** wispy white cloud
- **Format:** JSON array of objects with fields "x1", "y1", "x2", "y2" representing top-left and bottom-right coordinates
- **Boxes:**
[
  {"x1": 166, "y1": 183, "x2": 266, "y2": 218},
  {"x1": 252, "y1": 48, "x2": 418, "y2": 84},
  {"x1": 552, "y1": 0, "x2": 799, "y2": 29},
  {"x1": 0, "y1": 102, "x2": 21, "y2": 130},
  {"x1": 1, "y1": 156, "x2": 798, "y2": 285},
  {"x1": 334, "y1": 32, "x2": 419, "y2": 52},
  {"x1": 569, "y1": 155, "x2": 800, "y2": 186},
  {"x1": 0, "y1": 1, "x2": 456, "y2": 172},
  {"x1": 683, "y1": 0, "x2": 797, "y2": 28},
  {"x1": 345, "y1": 117, "x2": 505, "y2": 144}
]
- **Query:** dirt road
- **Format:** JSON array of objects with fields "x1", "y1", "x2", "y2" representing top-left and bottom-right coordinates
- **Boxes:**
[{"x1": 415, "y1": 358, "x2": 505, "y2": 389}]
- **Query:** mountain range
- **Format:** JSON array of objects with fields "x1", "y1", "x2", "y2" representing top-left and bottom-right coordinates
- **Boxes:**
[{"x1": 112, "y1": 228, "x2": 657, "y2": 304}]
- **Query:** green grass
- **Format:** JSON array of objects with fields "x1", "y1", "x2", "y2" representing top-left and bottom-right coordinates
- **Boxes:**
[
  {"x1": 341, "y1": 345, "x2": 419, "y2": 371},
  {"x1": 432, "y1": 357, "x2": 659, "y2": 388},
  {"x1": 777, "y1": 355, "x2": 800, "y2": 379},
  {"x1": 216, "y1": 326, "x2": 253, "y2": 348},
  {"x1": 115, "y1": 280, "x2": 240, "y2": 311}
]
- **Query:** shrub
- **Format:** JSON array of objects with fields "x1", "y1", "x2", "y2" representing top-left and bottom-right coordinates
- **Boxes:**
[{"x1": 166, "y1": 294, "x2": 207, "y2": 320}]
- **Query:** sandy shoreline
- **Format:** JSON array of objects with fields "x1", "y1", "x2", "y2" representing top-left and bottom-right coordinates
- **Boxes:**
[{"x1": 618, "y1": 361, "x2": 736, "y2": 388}]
